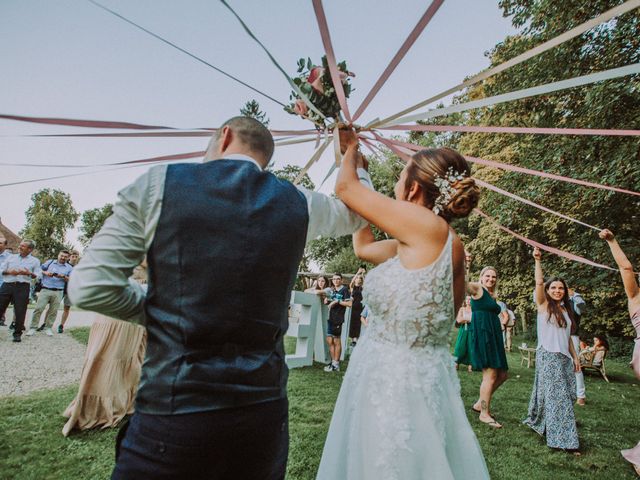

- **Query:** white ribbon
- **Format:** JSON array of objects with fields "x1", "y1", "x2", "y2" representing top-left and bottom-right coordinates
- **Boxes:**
[
  {"x1": 372, "y1": 0, "x2": 640, "y2": 127},
  {"x1": 384, "y1": 63, "x2": 640, "y2": 125},
  {"x1": 293, "y1": 135, "x2": 333, "y2": 185}
]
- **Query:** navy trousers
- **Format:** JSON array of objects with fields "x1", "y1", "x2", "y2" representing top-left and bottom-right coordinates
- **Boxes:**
[
  {"x1": 0, "y1": 282, "x2": 30, "y2": 336},
  {"x1": 112, "y1": 398, "x2": 289, "y2": 480}
]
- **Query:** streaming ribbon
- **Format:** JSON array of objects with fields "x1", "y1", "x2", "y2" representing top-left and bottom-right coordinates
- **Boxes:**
[
  {"x1": 294, "y1": 133, "x2": 332, "y2": 185},
  {"x1": 87, "y1": 0, "x2": 286, "y2": 107},
  {"x1": 379, "y1": 124, "x2": 640, "y2": 137},
  {"x1": 371, "y1": 0, "x2": 640, "y2": 127},
  {"x1": 219, "y1": 0, "x2": 326, "y2": 120},
  {"x1": 383, "y1": 63, "x2": 640, "y2": 125},
  {"x1": 312, "y1": 0, "x2": 352, "y2": 122},
  {"x1": 474, "y1": 179, "x2": 600, "y2": 231},
  {"x1": 0, "y1": 162, "x2": 169, "y2": 188},
  {"x1": 380, "y1": 136, "x2": 640, "y2": 197},
  {"x1": 474, "y1": 209, "x2": 617, "y2": 271},
  {"x1": 351, "y1": 0, "x2": 444, "y2": 122}
]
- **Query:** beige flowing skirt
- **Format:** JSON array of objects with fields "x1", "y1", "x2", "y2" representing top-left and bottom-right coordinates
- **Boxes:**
[{"x1": 62, "y1": 315, "x2": 146, "y2": 436}]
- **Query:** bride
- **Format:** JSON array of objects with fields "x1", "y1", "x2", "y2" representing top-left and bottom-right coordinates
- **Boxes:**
[{"x1": 316, "y1": 131, "x2": 489, "y2": 480}]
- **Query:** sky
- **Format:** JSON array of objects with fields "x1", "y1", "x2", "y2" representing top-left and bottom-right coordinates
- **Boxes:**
[{"x1": 0, "y1": 0, "x2": 517, "y2": 249}]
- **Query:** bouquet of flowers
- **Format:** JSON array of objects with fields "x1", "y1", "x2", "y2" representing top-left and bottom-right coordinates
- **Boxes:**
[{"x1": 284, "y1": 56, "x2": 354, "y2": 128}]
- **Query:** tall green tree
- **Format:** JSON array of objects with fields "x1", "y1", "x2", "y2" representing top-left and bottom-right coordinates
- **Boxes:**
[
  {"x1": 20, "y1": 189, "x2": 79, "y2": 260},
  {"x1": 240, "y1": 100, "x2": 270, "y2": 127},
  {"x1": 79, "y1": 203, "x2": 113, "y2": 246},
  {"x1": 413, "y1": 0, "x2": 640, "y2": 340},
  {"x1": 305, "y1": 150, "x2": 405, "y2": 274},
  {"x1": 270, "y1": 165, "x2": 315, "y2": 191}
]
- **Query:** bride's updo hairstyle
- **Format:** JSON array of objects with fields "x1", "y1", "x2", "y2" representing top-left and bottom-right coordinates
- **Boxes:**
[{"x1": 404, "y1": 147, "x2": 480, "y2": 222}]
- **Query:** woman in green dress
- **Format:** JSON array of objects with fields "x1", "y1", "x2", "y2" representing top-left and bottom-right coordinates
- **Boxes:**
[
  {"x1": 467, "y1": 266, "x2": 509, "y2": 428},
  {"x1": 454, "y1": 296, "x2": 473, "y2": 372}
]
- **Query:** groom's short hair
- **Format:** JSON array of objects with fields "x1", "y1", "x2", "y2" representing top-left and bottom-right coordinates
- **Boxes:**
[{"x1": 218, "y1": 116, "x2": 274, "y2": 165}]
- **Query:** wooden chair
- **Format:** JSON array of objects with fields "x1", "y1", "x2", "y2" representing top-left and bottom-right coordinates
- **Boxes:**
[
  {"x1": 580, "y1": 349, "x2": 609, "y2": 383},
  {"x1": 518, "y1": 346, "x2": 536, "y2": 368}
]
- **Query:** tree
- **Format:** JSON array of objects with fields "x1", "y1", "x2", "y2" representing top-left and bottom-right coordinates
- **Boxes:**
[
  {"x1": 79, "y1": 203, "x2": 113, "y2": 246},
  {"x1": 270, "y1": 165, "x2": 315, "y2": 190},
  {"x1": 305, "y1": 148, "x2": 405, "y2": 274},
  {"x1": 411, "y1": 0, "x2": 640, "y2": 340},
  {"x1": 240, "y1": 100, "x2": 270, "y2": 127},
  {"x1": 20, "y1": 189, "x2": 79, "y2": 260}
]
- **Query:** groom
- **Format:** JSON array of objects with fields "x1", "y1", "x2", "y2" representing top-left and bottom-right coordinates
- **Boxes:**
[{"x1": 69, "y1": 117, "x2": 371, "y2": 480}]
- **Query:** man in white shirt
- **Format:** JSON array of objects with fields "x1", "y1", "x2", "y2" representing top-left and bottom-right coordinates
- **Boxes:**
[
  {"x1": 0, "y1": 239, "x2": 41, "y2": 342},
  {"x1": 69, "y1": 117, "x2": 371, "y2": 479},
  {"x1": 0, "y1": 236, "x2": 11, "y2": 326}
]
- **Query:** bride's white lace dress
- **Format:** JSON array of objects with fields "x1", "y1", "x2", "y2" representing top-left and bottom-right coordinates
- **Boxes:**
[{"x1": 316, "y1": 233, "x2": 490, "y2": 479}]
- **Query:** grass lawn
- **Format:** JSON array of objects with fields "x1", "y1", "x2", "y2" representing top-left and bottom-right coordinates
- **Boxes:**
[{"x1": 1, "y1": 329, "x2": 638, "y2": 479}]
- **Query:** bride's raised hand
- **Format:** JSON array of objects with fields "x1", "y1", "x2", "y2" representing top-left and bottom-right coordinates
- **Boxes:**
[{"x1": 338, "y1": 126, "x2": 358, "y2": 154}]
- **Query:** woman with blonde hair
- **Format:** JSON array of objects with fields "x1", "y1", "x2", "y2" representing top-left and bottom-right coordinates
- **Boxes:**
[
  {"x1": 466, "y1": 266, "x2": 509, "y2": 428},
  {"x1": 317, "y1": 131, "x2": 489, "y2": 479}
]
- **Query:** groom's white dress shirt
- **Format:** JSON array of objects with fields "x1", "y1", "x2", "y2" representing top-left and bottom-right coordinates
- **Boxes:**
[{"x1": 69, "y1": 154, "x2": 372, "y2": 324}]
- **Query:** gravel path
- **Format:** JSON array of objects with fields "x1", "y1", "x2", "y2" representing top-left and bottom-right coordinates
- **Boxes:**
[{"x1": 0, "y1": 322, "x2": 89, "y2": 398}]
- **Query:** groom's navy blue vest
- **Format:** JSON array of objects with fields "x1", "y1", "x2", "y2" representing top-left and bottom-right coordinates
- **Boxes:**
[{"x1": 138, "y1": 160, "x2": 309, "y2": 414}]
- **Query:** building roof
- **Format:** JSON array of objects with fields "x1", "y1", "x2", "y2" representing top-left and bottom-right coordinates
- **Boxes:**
[{"x1": 0, "y1": 217, "x2": 21, "y2": 252}]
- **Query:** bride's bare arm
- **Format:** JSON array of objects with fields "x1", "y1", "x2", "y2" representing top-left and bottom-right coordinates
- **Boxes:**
[
  {"x1": 352, "y1": 225, "x2": 398, "y2": 265},
  {"x1": 335, "y1": 138, "x2": 447, "y2": 251}
]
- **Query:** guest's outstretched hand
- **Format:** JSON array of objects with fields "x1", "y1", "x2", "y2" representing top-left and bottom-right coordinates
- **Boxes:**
[
  {"x1": 532, "y1": 246, "x2": 542, "y2": 261},
  {"x1": 599, "y1": 229, "x2": 614, "y2": 241}
]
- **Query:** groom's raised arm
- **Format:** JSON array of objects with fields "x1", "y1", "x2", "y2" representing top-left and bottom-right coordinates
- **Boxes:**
[
  {"x1": 297, "y1": 168, "x2": 373, "y2": 245},
  {"x1": 68, "y1": 165, "x2": 167, "y2": 324}
]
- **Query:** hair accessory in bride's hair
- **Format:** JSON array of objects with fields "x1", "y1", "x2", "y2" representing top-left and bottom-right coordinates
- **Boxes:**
[{"x1": 432, "y1": 167, "x2": 466, "y2": 215}]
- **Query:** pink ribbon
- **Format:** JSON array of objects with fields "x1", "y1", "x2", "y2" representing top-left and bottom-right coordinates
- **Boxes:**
[
  {"x1": 380, "y1": 124, "x2": 640, "y2": 137},
  {"x1": 352, "y1": 0, "x2": 444, "y2": 122},
  {"x1": 474, "y1": 208, "x2": 617, "y2": 271},
  {"x1": 0, "y1": 161, "x2": 170, "y2": 188},
  {"x1": 475, "y1": 179, "x2": 600, "y2": 230},
  {"x1": 0, "y1": 113, "x2": 175, "y2": 130},
  {"x1": 380, "y1": 136, "x2": 640, "y2": 197},
  {"x1": 312, "y1": 0, "x2": 352, "y2": 122},
  {"x1": 0, "y1": 151, "x2": 204, "y2": 169}
]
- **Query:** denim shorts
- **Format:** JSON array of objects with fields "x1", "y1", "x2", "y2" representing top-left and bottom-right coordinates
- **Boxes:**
[{"x1": 327, "y1": 321, "x2": 343, "y2": 337}]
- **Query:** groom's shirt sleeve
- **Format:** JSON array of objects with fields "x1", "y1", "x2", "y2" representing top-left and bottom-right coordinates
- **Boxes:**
[
  {"x1": 68, "y1": 165, "x2": 168, "y2": 324},
  {"x1": 297, "y1": 168, "x2": 373, "y2": 245}
]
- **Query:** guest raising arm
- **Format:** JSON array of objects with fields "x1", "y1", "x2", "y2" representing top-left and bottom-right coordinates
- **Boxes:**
[
  {"x1": 599, "y1": 229, "x2": 640, "y2": 475},
  {"x1": 523, "y1": 247, "x2": 580, "y2": 454}
]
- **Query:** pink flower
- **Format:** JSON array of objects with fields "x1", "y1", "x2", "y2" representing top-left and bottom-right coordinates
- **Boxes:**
[
  {"x1": 308, "y1": 67, "x2": 325, "y2": 94},
  {"x1": 293, "y1": 99, "x2": 308, "y2": 116}
]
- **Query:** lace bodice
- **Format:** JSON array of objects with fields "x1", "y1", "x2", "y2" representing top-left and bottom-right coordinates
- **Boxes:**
[{"x1": 362, "y1": 232, "x2": 454, "y2": 349}]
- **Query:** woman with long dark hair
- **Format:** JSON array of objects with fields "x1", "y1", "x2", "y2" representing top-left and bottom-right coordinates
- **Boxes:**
[
  {"x1": 523, "y1": 247, "x2": 580, "y2": 452},
  {"x1": 348, "y1": 269, "x2": 365, "y2": 347}
]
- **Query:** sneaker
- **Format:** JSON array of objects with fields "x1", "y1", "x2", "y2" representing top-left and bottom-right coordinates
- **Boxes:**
[
  {"x1": 25, "y1": 328, "x2": 36, "y2": 336},
  {"x1": 9, "y1": 322, "x2": 15, "y2": 330},
  {"x1": 58, "y1": 325, "x2": 64, "y2": 334},
  {"x1": 333, "y1": 363, "x2": 340, "y2": 372},
  {"x1": 12, "y1": 334, "x2": 21, "y2": 343},
  {"x1": 46, "y1": 328, "x2": 53, "y2": 337},
  {"x1": 324, "y1": 364, "x2": 334, "y2": 372},
  {"x1": 36, "y1": 324, "x2": 46, "y2": 332}
]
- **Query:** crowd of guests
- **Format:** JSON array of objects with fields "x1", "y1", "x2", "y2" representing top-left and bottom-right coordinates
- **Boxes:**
[
  {"x1": 448, "y1": 231, "x2": 639, "y2": 464},
  {"x1": 304, "y1": 267, "x2": 366, "y2": 373},
  {"x1": 0, "y1": 236, "x2": 79, "y2": 341}
]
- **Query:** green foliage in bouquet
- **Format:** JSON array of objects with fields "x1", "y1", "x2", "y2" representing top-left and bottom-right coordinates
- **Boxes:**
[{"x1": 284, "y1": 56, "x2": 354, "y2": 128}]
